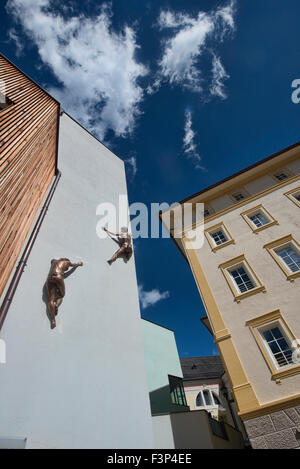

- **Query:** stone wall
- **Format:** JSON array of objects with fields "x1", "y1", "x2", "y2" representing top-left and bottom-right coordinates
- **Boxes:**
[{"x1": 244, "y1": 406, "x2": 300, "y2": 449}]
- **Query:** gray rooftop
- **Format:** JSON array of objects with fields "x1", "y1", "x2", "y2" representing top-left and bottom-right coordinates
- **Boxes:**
[{"x1": 180, "y1": 356, "x2": 224, "y2": 380}]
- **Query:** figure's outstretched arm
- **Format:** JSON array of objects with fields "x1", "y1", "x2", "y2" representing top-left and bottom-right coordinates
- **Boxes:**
[
  {"x1": 68, "y1": 261, "x2": 83, "y2": 268},
  {"x1": 102, "y1": 227, "x2": 120, "y2": 238}
]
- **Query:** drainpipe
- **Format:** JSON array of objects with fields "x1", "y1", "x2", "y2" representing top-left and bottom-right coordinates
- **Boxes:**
[{"x1": 0, "y1": 170, "x2": 61, "y2": 331}]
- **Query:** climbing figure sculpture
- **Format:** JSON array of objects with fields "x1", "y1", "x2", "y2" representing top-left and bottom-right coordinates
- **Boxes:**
[
  {"x1": 103, "y1": 227, "x2": 132, "y2": 264},
  {"x1": 45, "y1": 258, "x2": 83, "y2": 329}
]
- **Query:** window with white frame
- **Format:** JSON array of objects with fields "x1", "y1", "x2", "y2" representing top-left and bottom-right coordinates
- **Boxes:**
[
  {"x1": 284, "y1": 188, "x2": 300, "y2": 207},
  {"x1": 264, "y1": 235, "x2": 300, "y2": 281},
  {"x1": 275, "y1": 245, "x2": 300, "y2": 273},
  {"x1": 210, "y1": 229, "x2": 228, "y2": 246},
  {"x1": 259, "y1": 323, "x2": 293, "y2": 368},
  {"x1": 220, "y1": 255, "x2": 266, "y2": 301},
  {"x1": 249, "y1": 211, "x2": 269, "y2": 228},
  {"x1": 241, "y1": 205, "x2": 278, "y2": 233},
  {"x1": 229, "y1": 264, "x2": 256, "y2": 293},
  {"x1": 205, "y1": 223, "x2": 235, "y2": 252},
  {"x1": 195, "y1": 389, "x2": 224, "y2": 409}
]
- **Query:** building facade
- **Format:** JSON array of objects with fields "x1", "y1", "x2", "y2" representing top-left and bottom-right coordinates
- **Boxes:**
[
  {"x1": 180, "y1": 356, "x2": 227, "y2": 418},
  {"x1": 0, "y1": 54, "x2": 154, "y2": 448},
  {"x1": 161, "y1": 143, "x2": 300, "y2": 449},
  {"x1": 142, "y1": 320, "x2": 244, "y2": 449}
]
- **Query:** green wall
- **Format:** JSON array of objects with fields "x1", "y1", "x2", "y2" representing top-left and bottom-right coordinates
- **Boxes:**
[{"x1": 142, "y1": 319, "x2": 190, "y2": 415}]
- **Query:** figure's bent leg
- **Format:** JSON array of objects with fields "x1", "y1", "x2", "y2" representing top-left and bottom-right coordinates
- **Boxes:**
[
  {"x1": 125, "y1": 247, "x2": 133, "y2": 261},
  {"x1": 46, "y1": 282, "x2": 57, "y2": 329},
  {"x1": 54, "y1": 278, "x2": 65, "y2": 315},
  {"x1": 107, "y1": 247, "x2": 126, "y2": 264}
]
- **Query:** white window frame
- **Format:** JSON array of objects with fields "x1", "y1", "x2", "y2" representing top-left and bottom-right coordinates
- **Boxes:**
[
  {"x1": 264, "y1": 235, "x2": 300, "y2": 282},
  {"x1": 285, "y1": 187, "x2": 300, "y2": 208},
  {"x1": 246, "y1": 310, "x2": 300, "y2": 383},
  {"x1": 195, "y1": 388, "x2": 225, "y2": 410},
  {"x1": 204, "y1": 222, "x2": 235, "y2": 252},
  {"x1": 219, "y1": 255, "x2": 266, "y2": 302},
  {"x1": 258, "y1": 320, "x2": 294, "y2": 371},
  {"x1": 241, "y1": 204, "x2": 278, "y2": 234},
  {"x1": 228, "y1": 262, "x2": 256, "y2": 295}
]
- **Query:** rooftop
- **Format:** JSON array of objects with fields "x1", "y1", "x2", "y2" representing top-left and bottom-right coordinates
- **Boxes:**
[{"x1": 180, "y1": 356, "x2": 224, "y2": 380}]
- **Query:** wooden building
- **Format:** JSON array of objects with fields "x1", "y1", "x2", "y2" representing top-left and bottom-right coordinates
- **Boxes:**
[{"x1": 0, "y1": 54, "x2": 59, "y2": 297}]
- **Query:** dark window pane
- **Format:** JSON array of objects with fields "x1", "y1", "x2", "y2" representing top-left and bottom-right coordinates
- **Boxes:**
[
  {"x1": 263, "y1": 330, "x2": 273, "y2": 342},
  {"x1": 203, "y1": 390, "x2": 212, "y2": 406},
  {"x1": 196, "y1": 393, "x2": 204, "y2": 407},
  {"x1": 269, "y1": 341, "x2": 280, "y2": 354},
  {"x1": 271, "y1": 328, "x2": 282, "y2": 340}
]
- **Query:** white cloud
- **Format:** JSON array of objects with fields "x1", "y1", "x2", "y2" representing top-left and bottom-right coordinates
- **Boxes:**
[
  {"x1": 7, "y1": 28, "x2": 24, "y2": 57},
  {"x1": 152, "y1": 0, "x2": 236, "y2": 96},
  {"x1": 183, "y1": 110, "x2": 204, "y2": 170},
  {"x1": 158, "y1": 11, "x2": 214, "y2": 92},
  {"x1": 139, "y1": 285, "x2": 170, "y2": 310},
  {"x1": 125, "y1": 155, "x2": 138, "y2": 180},
  {"x1": 210, "y1": 54, "x2": 229, "y2": 99},
  {"x1": 6, "y1": 0, "x2": 148, "y2": 139}
]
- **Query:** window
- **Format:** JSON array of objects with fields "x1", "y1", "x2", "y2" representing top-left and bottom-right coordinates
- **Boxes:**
[
  {"x1": 203, "y1": 390, "x2": 212, "y2": 406},
  {"x1": 168, "y1": 375, "x2": 187, "y2": 407},
  {"x1": 205, "y1": 222, "x2": 235, "y2": 252},
  {"x1": 230, "y1": 266, "x2": 255, "y2": 293},
  {"x1": 276, "y1": 246, "x2": 300, "y2": 273},
  {"x1": 274, "y1": 172, "x2": 289, "y2": 181},
  {"x1": 241, "y1": 204, "x2": 278, "y2": 233},
  {"x1": 229, "y1": 188, "x2": 250, "y2": 204},
  {"x1": 211, "y1": 230, "x2": 227, "y2": 245},
  {"x1": 285, "y1": 187, "x2": 300, "y2": 208},
  {"x1": 232, "y1": 192, "x2": 246, "y2": 202},
  {"x1": 264, "y1": 235, "x2": 300, "y2": 281},
  {"x1": 203, "y1": 203, "x2": 214, "y2": 218},
  {"x1": 272, "y1": 168, "x2": 293, "y2": 183},
  {"x1": 246, "y1": 310, "x2": 300, "y2": 382},
  {"x1": 250, "y1": 212, "x2": 268, "y2": 228},
  {"x1": 261, "y1": 326, "x2": 293, "y2": 368},
  {"x1": 195, "y1": 389, "x2": 224, "y2": 409},
  {"x1": 219, "y1": 255, "x2": 266, "y2": 302},
  {"x1": 196, "y1": 392, "x2": 204, "y2": 407}
]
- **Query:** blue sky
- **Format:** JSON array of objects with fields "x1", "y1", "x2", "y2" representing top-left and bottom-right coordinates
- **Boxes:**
[{"x1": 1, "y1": 0, "x2": 300, "y2": 357}]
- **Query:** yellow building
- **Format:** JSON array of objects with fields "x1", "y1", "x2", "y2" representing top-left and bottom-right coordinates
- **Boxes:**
[{"x1": 161, "y1": 142, "x2": 300, "y2": 449}]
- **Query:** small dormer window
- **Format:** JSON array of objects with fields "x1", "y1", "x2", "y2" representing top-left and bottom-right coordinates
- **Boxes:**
[
  {"x1": 232, "y1": 192, "x2": 246, "y2": 202},
  {"x1": 273, "y1": 169, "x2": 293, "y2": 182}
]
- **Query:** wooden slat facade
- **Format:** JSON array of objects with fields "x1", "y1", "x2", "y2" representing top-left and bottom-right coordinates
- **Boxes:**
[{"x1": 0, "y1": 54, "x2": 59, "y2": 298}]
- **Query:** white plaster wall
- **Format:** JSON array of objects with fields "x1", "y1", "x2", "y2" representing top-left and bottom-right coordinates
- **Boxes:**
[
  {"x1": 210, "y1": 195, "x2": 233, "y2": 213},
  {"x1": 152, "y1": 415, "x2": 175, "y2": 449},
  {"x1": 0, "y1": 114, "x2": 154, "y2": 449},
  {"x1": 244, "y1": 175, "x2": 275, "y2": 194},
  {"x1": 197, "y1": 175, "x2": 300, "y2": 403}
]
